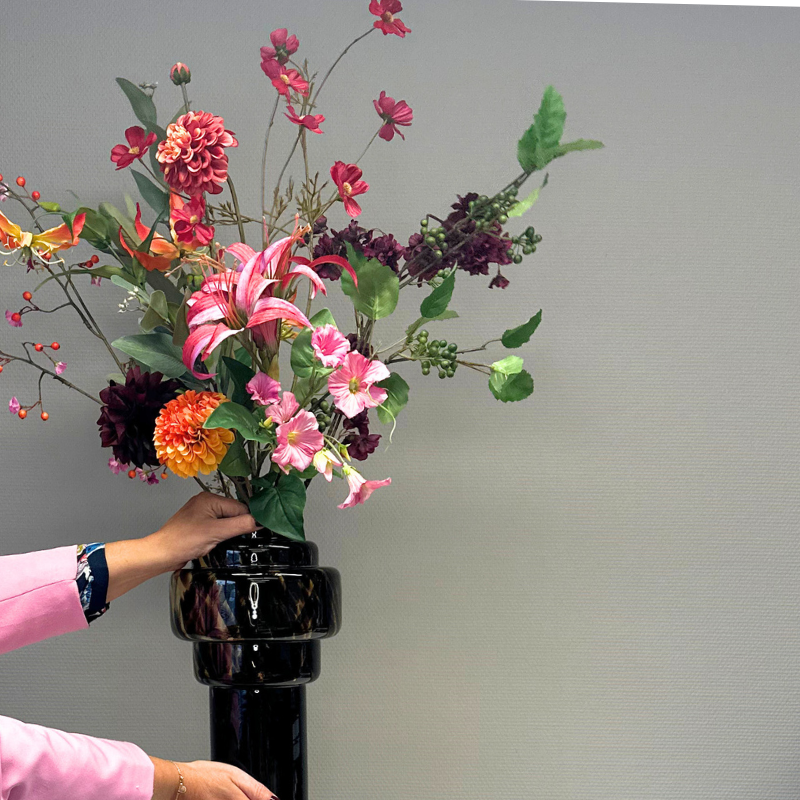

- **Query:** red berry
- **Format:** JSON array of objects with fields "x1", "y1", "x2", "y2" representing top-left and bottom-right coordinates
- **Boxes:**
[
  {"x1": 0, "y1": 365, "x2": 4, "y2": 374},
  {"x1": 10, "y1": 313, "x2": 21, "y2": 323},
  {"x1": 40, "y1": 411, "x2": 49, "y2": 421},
  {"x1": 161, "y1": 472, "x2": 168, "y2": 480},
  {"x1": 0, "y1": 174, "x2": 4, "y2": 182},
  {"x1": 34, "y1": 343, "x2": 43, "y2": 352},
  {"x1": 50, "y1": 342, "x2": 60, "y2": 351},
  {"x1": 41, "y1": 253, "x2": 51, "y2": 261},
  {"x1": 91, "y1": 255, "x2": 99, "y2": 264},
  {"x1": 31, "y1": 191, "x2": 40, "y2": 202},
  {"x1": 127, "y1": 469, "x2": 137, "y2": 479},
  {"x1": 22, "y1": 291, "x2": 32, "y2": 301},
  {"x1": 15, "y1": 176, "x2": 25, "y2": 187},
  {"x1": 18, "y1": 409, "x2": 27, "y2": 419}
]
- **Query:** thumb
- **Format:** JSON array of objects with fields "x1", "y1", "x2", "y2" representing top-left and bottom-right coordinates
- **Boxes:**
[
  {"x1": 214, "y1": 511, "x2": 261, "y2": 540},
  {"x1": 201, "y1": 493, "x2": 251, "y2": 519}
]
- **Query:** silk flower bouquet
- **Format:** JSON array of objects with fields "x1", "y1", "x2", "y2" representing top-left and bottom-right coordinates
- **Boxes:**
[{"x1": 0, "y1": 1, "x2": 601, "y2": 541}]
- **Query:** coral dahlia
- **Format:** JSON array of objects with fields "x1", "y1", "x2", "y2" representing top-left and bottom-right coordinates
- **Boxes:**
[{"x1": 153, "y1": 390, "x2": 234, "y2": 478}]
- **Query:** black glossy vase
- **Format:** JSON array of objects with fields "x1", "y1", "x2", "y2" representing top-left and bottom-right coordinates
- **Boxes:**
[{"x1": 169, "y1": 532, "x2": 341, "y2": 800}]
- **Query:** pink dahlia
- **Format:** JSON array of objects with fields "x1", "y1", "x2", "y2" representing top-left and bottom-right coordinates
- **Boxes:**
[
  {"x1": 374, "y1": 91, "x2": 413, "y2": 141},
  {"x1": 312, "y1": 324, "x2": 350, "y2": 368},
  {"x1": 369, "y1": 0, "x2": 411, "y2": 37},
  {"x1": 261, "y1": 60, "x2": 309, "y2": 99},
  {"x1": 330, "y1": 162, "x2": 369, "y2": 218},
  {"x1": 170, "y1": 195, "x2": 214, "y2": 247},
  {"x1": 338, "y1": 465, "x2": 392, "y2": 509},
  {"x1": 261, "y1": 28, "x2": 299, "y2": 66},
  {"x1": 111, "y1": 126, "x2": 157, "y2": 170},
  {"x1": 156, "y1": 111, "x2": 238, "y2": 196},
  {"x1": 285, "y1": 105, "x2": 325, "y2": 134},
  {"x1": 246, "y1": 372, "x2": 281, "y2": 406},
  {"x1": 272, "y1": 409, "x2": 324, "y2": 473},
  {"x1": 328, "y1": 351, "x2": 389, "y2": 418}
]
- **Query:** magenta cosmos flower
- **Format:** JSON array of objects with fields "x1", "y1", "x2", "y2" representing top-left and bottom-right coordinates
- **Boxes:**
[
  {"x1": 369, "y1": 0, "x2": 411, "y2": 37},
  {"x1": 170, "y1": 195, "x2": 214, "y2": 247},
  {"x1": 261, "y1": 60, "x2": 309, "y2": 100},
  {"x1": 246, "y1": 372, "x2": 281, "y2": 406},
  {"x1": 312, "y1": 324, "x2": 350, "y2": 367},
  {"x1": 338, "y1": 465, "x2": 392, "y2": 509},
  {"x1": 272, "y1": 409, "x2": 324, "y2": 473},
  {"x1": 374, "y1": 91, "x2": 413, "y2": 141},
  {"x1": 156, "y1": 111, "x2": 238, "y2": 196},
  {"x1": 330, "y1": 162, "x2": 369, "y2": 218},
  {"x1": 261, "y1": 28, "x2": 299, "y2": 66},
  {"x1": 328, "y1": 351, "x2": 389, "y2": 418},
  {"x1": 110, "y1": 126, "x2": 157, "y2": 170},
  {"x1": 285, "y1": 105, "x2": 325, "y2": 134}
]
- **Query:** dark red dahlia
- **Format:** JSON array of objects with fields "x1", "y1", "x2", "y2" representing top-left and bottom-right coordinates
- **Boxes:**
[
  {"x1": 312, "y1": 219, "x2": 403, "y2": 278},
  {"x1": 97, "y1": 366, "x2": 181, "y2": 468},
  {"x1": 342, "y1": 410, "x2": 381, "y2": 462}
]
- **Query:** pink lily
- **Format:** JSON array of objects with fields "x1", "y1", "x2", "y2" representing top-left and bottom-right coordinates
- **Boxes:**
[{"x1": 338, "y1": 465, "x2": 392, "y2": 509}]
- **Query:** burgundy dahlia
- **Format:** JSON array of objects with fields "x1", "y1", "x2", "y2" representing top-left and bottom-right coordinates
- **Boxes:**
[
  {"x1": 97, "y1": 366, "x2": 181, "y2": 468},
  {"x1": 312, "y1": 220, "x2": 403, "y2": 279},
  {"x1": 343, "y1": 410, "x2": 381, "y2": 462}
]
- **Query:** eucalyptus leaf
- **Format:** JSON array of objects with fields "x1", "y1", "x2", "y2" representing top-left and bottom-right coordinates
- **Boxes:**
[
  {"x1": 116, "y1": 77, "x2": 158, "y2": 129},
  {"x1": 111, "y1": 332, "x2": 187, "y2": 378},
  {"x1": 419, "y1": 271, "x2": 455, "y2": 318},
  {"x1": 341, "y1": 242, "x2": 399, "y2": 320},
  {"x1": 249, "y1": 474, "x2": 307, "y2": 541},
  {"x1": 131, "y1": 170, "x2": 169, "y2": 215},
  {"x1": 37, "y1": 201, "x2": 61, "y2": 213},
  {"x1": 501, "y1": 310, "x2": 542, "y2": 348}
]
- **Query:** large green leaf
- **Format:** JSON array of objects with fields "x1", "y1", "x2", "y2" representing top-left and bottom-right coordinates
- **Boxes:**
[
  {"x1": 419, "y1": 271, "x2": 455, "y2": 318},
  {"x1": 221, "y1": 356, "x2": 256, "y2": 406},
  {"x1": 489, "y1": 356, "x2": 534, "y2": 402},
  {"x1": 376, "y1": 372, "x2": 410, "y2": 425},
  {"x1": 140, "y1": 290, "x2": 169, "y2": 332},
  {"x1": 341, "y1": 242, "x2": 399, "y2": 320},
  {"x1": 116, "y1": 78, "x2": 158, "y2": 129},
  {"x1": 491, "y1": 355, "x2": 525, "y2": 375},
  {"x1": 111, "y1": 332, "x2": 186, "y2": 378},
  {"x1": 534, "y1": 86, "x2": 566, "y2": 152},
  {"x1": 218, "y1": 436, "x2": 251, "y2": 478},
  {"x1": 249, "y1": 474, "x2": 307, "y2": 541},
  {"x1": 204, "y1": 401, "x2": 270, "y2": 443},
  {"x1": 501, "y1": 310, "x2": 542, "y2": 348},
  {"x1": 290, "y1": 308, "x2": 337, "y2": 379},
  {"x1": 131, "y1": 170, "x2": 169, "y2": 216}
]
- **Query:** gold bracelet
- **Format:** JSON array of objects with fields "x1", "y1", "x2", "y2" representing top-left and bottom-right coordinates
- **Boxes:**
[{"x1": 171, "y1": 761, "x2": 187, "y2": 798}]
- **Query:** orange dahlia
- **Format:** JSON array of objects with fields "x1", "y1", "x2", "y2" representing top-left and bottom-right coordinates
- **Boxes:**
[{"x1": 153, "y1": 391, "x2": 234, "y2": 478}]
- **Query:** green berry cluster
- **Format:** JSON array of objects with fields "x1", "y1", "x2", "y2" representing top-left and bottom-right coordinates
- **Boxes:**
[
  {"x1": 314, "y1": 399, "x2": 333, "y2": 431},
  {"x1": 467, "y1": 187, "x2": 519, "y2": 229},
  {"x1": 407, "y1": 329, "x2": 459, "y2": 379},
  {"x1": 418, "y1": 218, "x2": 447, "y2": 260},
  {"x1": 509, "y1": 226, "x2": 543, "y2": 264}
]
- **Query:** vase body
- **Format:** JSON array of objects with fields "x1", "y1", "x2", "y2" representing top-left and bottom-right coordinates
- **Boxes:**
[{"x1": 170, "y1": 531, "x2": 341, "y2": 800}]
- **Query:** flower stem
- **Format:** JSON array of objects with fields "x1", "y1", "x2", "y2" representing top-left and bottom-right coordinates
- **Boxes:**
[
  {"x1": 261, "y1": 93, "x2": 281, "y2": 234},
  {"x1": 0, "y1": 347, "x2": 101, "y2": 404},
  {"x1": 312, "y1": 28, "x2": 375, "y2": 105},
  {"x1": 227, "y1": 176, "x2": 247, "y2": 244},
  {"x1": 355, "y1": 129, "x2": 380, "y2": 165}
]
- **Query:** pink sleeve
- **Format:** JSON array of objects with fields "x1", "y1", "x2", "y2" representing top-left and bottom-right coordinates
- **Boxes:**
[
  {"x1": 0, "y1": 714, "x2": 154, "y2": 800},
  {"x1": 0, "y1": 545, "x2": 88, "y2": 654}
]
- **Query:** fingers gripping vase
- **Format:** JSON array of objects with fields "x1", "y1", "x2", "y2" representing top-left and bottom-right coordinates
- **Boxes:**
[{"x1": 169, "y1": 532, "x2": 341, "y2": 800}]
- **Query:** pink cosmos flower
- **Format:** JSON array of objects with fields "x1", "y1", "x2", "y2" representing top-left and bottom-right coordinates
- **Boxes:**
[
  {"x1": 91, "y1": 275, "x2": 103, "y2": 287},
  {"x1": 338, "y1": 465, "x2": 392, "y2": 509},
  {"x1": 312, "y1": 324, "x2": 350, "y2": 368},
  {"x1": 272, "y1": 410, "x2": 324, "y2": 473},
  {"x1": 328, "y1": 351, "x2": 390, "y2": 418},
  {"x1": 108, "y1": 457, "x2": 126, "y2": 475},
  {"x1": 313, "y1": 448, "x2": 343, "y2": 482},
  {"x1": 170, "y1": 195, "x2": 214, "y2": 247},
  {"x1": 285, "y1": 105, "x2": 325, "y2": 134},
  {"x1": 111, "y1": 126, "x2": 157, "y2": 170},
  {"x1": 261, "y1": 29, "x2": 299, "y2": 66},
  {"x1": 261, "y1": 60, "x2": 309, "y2": 99},
  {"x1": 246, "y1": 372, "x2": 281, "y2": 406},
  {"x1": 156, "y1": 111, "x2": 238, "y2": 196},
  {"x1": 8, "y1": 397, "x2": 20, "y2": 415},
  {"x1": 369, "y1": 0, "x2": 411, "y2": 37},
  {"x1": 5, "y1": 310, "x2": 22, "y2": 328},
  {"x1": 263, "y1": 390, "x2": 300, "y2": 425},
  {"x1": 55, "y1": 361, "x2": 66, "y2": 375},
  {"x1": 330, "y1": 162, "x2": 369, "y2": 218},
  {"x1": 374, "y1": 91, "x2": 413, "y2": 141}
]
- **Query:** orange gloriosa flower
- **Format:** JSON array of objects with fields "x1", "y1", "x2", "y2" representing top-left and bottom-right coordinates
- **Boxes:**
[
  {"x1": 0, "y1": 209, "x2": 85, "y2": 257},
  {"x1": 119, "y1": 204, "x2": 179, "y2": 272},
  {"x1": 153, "y1": 390, "x2": 234, "y2": 478}
]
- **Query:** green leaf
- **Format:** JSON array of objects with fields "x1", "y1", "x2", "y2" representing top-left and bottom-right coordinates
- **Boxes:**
[
  {"x1": 145, "y1": 268, "x2": 183, "y2": 304},
  {"x1": 249, "y1": 474, "x2": 307, "y2": 541},
  {"x1": 508, "y1": 174, "x2": 548, "y2": 218},
  {"x1": 33, "y1": 263, "x2": 126, "y2": 291},
  {"x1": 550, "y1": 139, "x2": 605, "y2": 158},
  {"x1": 77, "y1": 208, "x2": 113, "y2": 249},
  {"x1": 535, "y1": 86, "x2": 566, "y2": 152},
  {"x1": 376, "y1": 372, "x2": 410, "y2": 426},
  {"x1": 221, "y1": 356, "x2": 256, "y2": 406},
  {"x1": 116, "y1": 78, "x2": 158, "y2": 129},
  {"x1": 419, "y1": 271, "x2": 455, "y2": 318},
  {"x1": 290, "y1": 308, "x2": 337, "y2": 379},
  {"x1": 491, "y1": 355, "x2": 525, "y2": 375},
  {"x1": 405, "y1": 310, "x2": 459, "y2": 338},
  {"x1": 99, "y1": 202, "x2": 136, "y2": 240},
  {"x1": 341, "y1": 242, "x2": 399, "y2": 320},
  {"x1": 37, "y1": 201, "x2": 61, "y2": 213},
  {"x1": 218, "y1": 437, "x2": 251, "y2": 478},
  {"x1": 172, "y1": 295, "x2": 190, "y2": 348},
  {"x1": 140, "y1": 290, "x2": 170, "y2": 332},
  {"x1": 501, "y1": 310, "x2": 542, "y2": 348},
  {"x1": 131, "y1": 170, "x2": 169, "y2": 215},
  {"x1": 111, "y1": 332, "x2": 187, "y2": 378},
  {"x1": 203, "y1": 401, "x2": 270, "y2": 443},
  {"x1": 489, "y1": 368, "x2": 534, "y2": 403}
]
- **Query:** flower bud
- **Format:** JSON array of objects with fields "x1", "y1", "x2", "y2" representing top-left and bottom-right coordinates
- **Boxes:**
[{"x1": 170, "y1": 62, "x2": 191, "y2": 86}]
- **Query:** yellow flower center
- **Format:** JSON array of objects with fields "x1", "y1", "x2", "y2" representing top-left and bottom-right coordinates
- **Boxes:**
[
  {"x1": 129, "y1": 145, "x2": 140, "y2": 155},
  {"x1": 342, "y1": 181, "x2": 353, "y2": 196},
  {"x1": 189, "y1": 215, "x2": 199, "y2": 224},
  {"x1": 348, "y1": 377, "x2": 361, "y2": 394},
  {"x1": 287, "y1": 430, "x2": 300, "y2": 445},
  {"x1": 280, "y1": 74, "x2": 291, "y2": 85},
  {"x1": 382, "y1": 10, "x2": 394, "y2": 23}
]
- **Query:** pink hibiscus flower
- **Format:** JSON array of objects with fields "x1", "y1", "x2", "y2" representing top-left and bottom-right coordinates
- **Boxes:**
[
  {"x1": 369, "y1": 0, "x2": 411, "y2": 37},
  {"x1": 272, "y1": 410, "x2": 324, "y2": 473},
  {"x1": 374, "y1": 91, "x2": 413, "y2": 141},
  {"x1": 328, "y1": 351, "x2": 390, "y2": 418},
  {"x1": 330, "y1": 162, "x2": 369, "y2": 218},
  {"x1": 261, "y1": 29, "x2": 300, "y2": 66},
  {"x1": 285, "y1": 105, "x2": 325, "y2": 134},
  {"x1": 262, "y1": 60, "x2": 309, "y2": 99},
  {"x1": 246, "y1": 372, "x2": 281, "y2": 406},
  {"x1": 263, "y1": 390, "x2": 300, "y2": 424},
  {"x1": 338, "y1": 465, "x2": 391, "y2": 509},
  {"x1": 312, "y1": 324, "x2": 350, "y2": 367},
  {"x1": 110, "y1": 126, "x2": 157, "y2": 170}
]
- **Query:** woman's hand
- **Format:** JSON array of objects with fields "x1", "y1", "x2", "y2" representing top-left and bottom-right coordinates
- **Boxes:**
[
  {"x1": 105, "y1": 492, "x2": 258, "y2": 602},
  {"x1": 150, "y1": 757, "x2": 277, "y2": 800}
]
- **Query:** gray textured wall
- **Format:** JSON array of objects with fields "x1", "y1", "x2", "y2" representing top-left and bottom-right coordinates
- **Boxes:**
[{"x1": 1, "y1": 2, "x2": 799, "y2": 798}]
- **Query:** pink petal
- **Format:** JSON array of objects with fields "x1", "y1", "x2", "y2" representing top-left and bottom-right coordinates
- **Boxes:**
[
  {"x1": 8, "y1": 397, "x2": 20, "y2": 415},
  {"x1": 247, "y1": 297, "x2": 311, "y2": 330}
]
